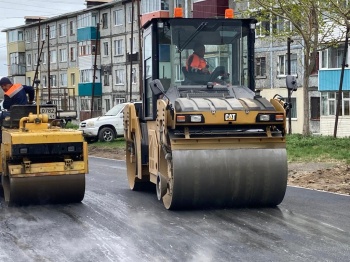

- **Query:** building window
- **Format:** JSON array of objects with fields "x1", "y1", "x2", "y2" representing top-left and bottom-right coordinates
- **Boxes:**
[
  {"x1": 102, "y1": 13, "x2": 108, "y2": 29},
  {"x1": 310, "y1": 97, "x2": 320, "y2": 120},
  {"x1": 321, "y1": 91, "x2": 350, "y2": 116},
  {"x1": 71, "y1": 73, "x2": 75, "y2": 86},
  {"x1": 103, "y1": 42, "x2": 109, "y2": 56},
  {"x1": 42, "y1": 75, "x2": 47, "y2": 88},
  {"x1": 27, "y1": 77, "x2": 31, "y2": 86},
  {"x1": 69, "y1": 21, "x2": 75, "y2": 35},
  {"x1": 255, "y1": 57, "x2": 266, "y2": 77},
  {"x1": 79, "y1": 41, "x2": 90, "y2": 56},
  {"x1": 34, "y1": 53, "x2": 38, "y2": 66},
  {"x1": 256, "y1": 20, "x2": 270, "y2": 37},
  {"x1": 114, "y1": 97, "x2": 125, "y2": 105},
  {"x1": 49, "y1": 25, "x2": 56, "y2": 39},
  {"x1": 278, "y1": 54, "x2": 297, "y2": 76},
  {"x1": 104, "y1": 71, "x2": 110, "y2": 86},
  {"x1": 41, "y1": 27, "x2": 46, "y2": 41},
  {"x1": 34, "y1": 29, "x2": 38, "y2": 42},
  {"x1": 59, "y1": 23, "x2": 67, "y2": 37},
  {"x1": 60, "y1": 73, "x2": 67, "y2": 86},
  {"x1": 128, "y1": 7, "x2": 133, "y2": 23},
  {"x1": 322, "y1": 46, "x2": 349, "y2": 69},
  {"x1": 50, "y1": 50, "x2": 57, "y2": 63},
  {"x1": 321, "y1": 50, "x2": 328, "y2": 68},
  {"x1": 272, "y1": 15, "x2": 293, "y2": 34},
  {"x1": 81, "y1": 98, "x2": 90, "y2": 110},
  {"x1": 25, "y1": 30, "x2": 31, "y2": 43},
  {"x1": 321, "y1": 92, "x2": 336, "y2": 116},
  {"x1": 113, "y1": 9, "x2": 123, "y2": 26},
  {"x1": 8, "y1": 30, "x2": 24, "y2": 42},
  {"x1": 114, "y1": 39, "x2": 124, "y2": 55},
  {"x1": 27, "y1": 54, "x2": 32, "y2": 66},
  {"x1": 70, "y1": 47, "x2": 76, "y2": 61},
  {"x1": 50, "y1": 75, "x2": 57, "y2": 87},
  {"x1": 105, "y1": 99, "x2": 111, "y2": 111},
  {"x1": 42, "y1": 52, "x2": 47, "y2": 64},
  {"x1": 59, "y1": 49, "x2": 67, "y2": 62},
  {"x1": 115, "y1": 69, "x2": 124, "y2": 84},
  {"x1": 80, "y1": 69, "x2": 92, "y2": 83}
]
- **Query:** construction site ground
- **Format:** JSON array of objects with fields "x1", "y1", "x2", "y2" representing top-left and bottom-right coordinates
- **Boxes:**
[{"x1": 88, "y1": 145, "x2": 350, "y2": 196}]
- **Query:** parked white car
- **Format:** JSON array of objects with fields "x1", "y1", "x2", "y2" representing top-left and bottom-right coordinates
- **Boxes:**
[{"x1": 78, "y1": 103, "x2": 127, "y2": 143}]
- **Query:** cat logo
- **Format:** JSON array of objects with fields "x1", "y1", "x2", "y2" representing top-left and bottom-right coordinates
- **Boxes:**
[{"x1": 224, "y1": 113, "x2": 237, "y2": 121}]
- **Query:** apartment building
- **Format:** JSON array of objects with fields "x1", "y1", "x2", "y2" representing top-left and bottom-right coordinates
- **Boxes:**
[{"x1": 2, "y1": 0, "x2": 140, "y2": 121}]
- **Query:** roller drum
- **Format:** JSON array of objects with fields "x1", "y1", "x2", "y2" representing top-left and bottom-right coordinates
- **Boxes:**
[
  {"x1": 167, "y1": 148, "x2": 287, "y2": 209},
  {"x1": 2, "y1": 174, "x2": 85, "y2": 205}
]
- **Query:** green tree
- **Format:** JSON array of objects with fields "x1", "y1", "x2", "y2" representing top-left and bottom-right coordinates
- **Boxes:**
[{"x1": 235, "y1": 0, "x2": 344, "y2": 135}]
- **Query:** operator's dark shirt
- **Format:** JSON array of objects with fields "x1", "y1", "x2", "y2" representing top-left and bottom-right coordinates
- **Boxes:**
[{"x1": 3, "y1": 84, "x2": 34, "y2": 110}]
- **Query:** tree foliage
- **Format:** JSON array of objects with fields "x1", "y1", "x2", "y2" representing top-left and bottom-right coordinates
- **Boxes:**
[{"x1": 235, "y1": 0, "x2": 348, "y2": 135}]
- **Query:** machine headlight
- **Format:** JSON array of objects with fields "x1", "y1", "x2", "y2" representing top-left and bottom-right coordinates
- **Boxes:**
[
  {"x1": 259, "y1": 114, "x2": 270, "y2": 121},
  {"x1": 190, "y1": 115, "x2": 202, "y2": 123},
  {"x1": 86, "y1": 121, "x2": 95, "y2": 127},
  {"x1": 256, "y1": 113, "x2": 284, "y2": 122},
  {"x1": 176, "y1": 114, "x2": 204, "y2": 123}
]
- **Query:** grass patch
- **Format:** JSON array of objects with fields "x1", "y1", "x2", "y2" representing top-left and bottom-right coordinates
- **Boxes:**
[
  {"x1": 65, "y1": 122, "x2": 79, "y2": 129},
  {"x1": 287, "y1": 134, "x2": 350, "y2": 163},
  {"x1": 89, "y1": 138, "x2": 125, "y2": 149}
]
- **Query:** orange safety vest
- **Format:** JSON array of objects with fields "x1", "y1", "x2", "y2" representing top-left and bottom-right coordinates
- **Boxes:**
[
  {"x1": 186, "y1": 53, "x2": 207, "y2": 72},
  {"x1": 4, "y1": 83, "x2": 24, "y2": 98}
]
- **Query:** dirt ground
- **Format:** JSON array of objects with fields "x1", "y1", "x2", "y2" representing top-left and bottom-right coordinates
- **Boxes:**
[{"x1": 88, "y1": 146, "x2": 350, "y2": 196}]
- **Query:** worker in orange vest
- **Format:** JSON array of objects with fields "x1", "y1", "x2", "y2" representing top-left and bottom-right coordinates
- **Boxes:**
[
  {"x1": 186, "y1": 43, "x2": 229, "y2": 84},
  {"x1": 186, "y1": 43, "x2": 210, "y2": 74},
  {"x1": 0, "y1": 77, "x2": 34, "y2": 110}
]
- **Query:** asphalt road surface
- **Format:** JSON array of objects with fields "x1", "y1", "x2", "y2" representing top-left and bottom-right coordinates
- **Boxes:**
[{"x1": 0, "y1": 156, "x2": 349, "y2": 262}]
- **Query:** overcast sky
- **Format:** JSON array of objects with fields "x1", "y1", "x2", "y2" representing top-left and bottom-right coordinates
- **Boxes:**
[{"x1": 0, "y1": 0, "x2": 87, "y2": 77}]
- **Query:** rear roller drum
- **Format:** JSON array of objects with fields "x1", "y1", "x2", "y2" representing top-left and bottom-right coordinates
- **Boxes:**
[{"x1": 2, "y1": 174, "x2": 85, "y2": 205}]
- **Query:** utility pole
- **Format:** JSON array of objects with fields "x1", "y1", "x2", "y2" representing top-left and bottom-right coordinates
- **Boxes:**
[
  {"x1": 90, "y1": 23, "x2": 100, "y2": 118},
  {"x1": 287, "y1": 37, "x2": 293, "y2": 134},
  {"x1": 137, "y1": 0, "x2": 142, "y2": 99},
  {"x1": 129, "y1": 0, "x2": 135, "y2": 102},
  {"x1": 334, "y1": 26, "x2": 349, "y2": 138},
  {"x1": 47, "y1": 25, "x2": 51, "y2": 103}
]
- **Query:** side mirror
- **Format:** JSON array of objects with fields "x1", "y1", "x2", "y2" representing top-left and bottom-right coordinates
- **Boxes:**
[
  {"x1": 149, "y1": 79, "x2": 165, "y2": 96},
  {"x1": 286, "y1": 75, "x2": 297, "y2": 91}
]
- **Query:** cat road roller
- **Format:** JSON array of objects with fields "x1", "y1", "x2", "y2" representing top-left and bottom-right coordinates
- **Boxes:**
[
  {"x1": 0, "y1": 102, "x2": 88, "y2": 205},
  {"x1": 124, "y1": 15, "x2": 292, "y2": 209}
]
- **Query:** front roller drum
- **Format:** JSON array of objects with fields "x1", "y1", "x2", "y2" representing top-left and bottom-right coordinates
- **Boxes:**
[
  {"x1": 2, "y1": 174, "x2": 85, "y2": 205},
  {"x1": 162, "y1": 148, "x2": 288, "y2": 209}
]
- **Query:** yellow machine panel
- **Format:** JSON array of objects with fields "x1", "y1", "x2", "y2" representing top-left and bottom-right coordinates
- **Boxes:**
[{"x1": 0, "y1": 105, "x2": 88, "y2": 205}]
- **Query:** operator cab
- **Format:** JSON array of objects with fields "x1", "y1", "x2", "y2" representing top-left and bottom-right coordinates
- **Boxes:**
[{"x1": 142, "y1": 17, "x2": 257, "y2": 120}]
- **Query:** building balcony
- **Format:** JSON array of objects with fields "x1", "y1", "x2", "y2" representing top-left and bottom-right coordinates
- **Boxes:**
[
  {"x1": 77, "y1": 27, "x2": 99, "y2": 42},
  {"x1": 9, "y1": 64, "x2": 26, "y2": 76},
  {"x1": 318, "y1": 68, "x2": 350, "y2": 91},
  {"x1": 78, "y1": 82, "x2": 102, "y2": 96}
]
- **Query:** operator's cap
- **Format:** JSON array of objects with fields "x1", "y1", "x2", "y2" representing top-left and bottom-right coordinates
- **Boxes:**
[{"x1": 0, "y1": 77, "x2": 12, "y2": 86}]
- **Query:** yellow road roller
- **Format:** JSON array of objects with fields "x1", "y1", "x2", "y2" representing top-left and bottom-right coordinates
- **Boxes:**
[
  {"x1": 0, "y1": 104, "x2": 88, "y2": 205},
  {"x1": 124, "y1": 16, "x2": 291, "y2": 209}
]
